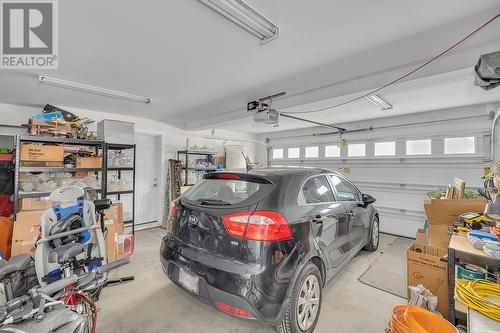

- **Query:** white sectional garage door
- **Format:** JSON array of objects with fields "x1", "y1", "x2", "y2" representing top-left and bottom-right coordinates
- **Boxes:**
[{"x1": 264, "y1": 105, "x2": 495, "y2": 238}]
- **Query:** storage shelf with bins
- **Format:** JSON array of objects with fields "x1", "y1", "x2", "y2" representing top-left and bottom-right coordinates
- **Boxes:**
[
  {"x1": 177, "y1": 150, "x2": 218, "y2": 186},
  {"x1": 102, "y1": 143, "x2": 136, "y2": 234},
  {"x1": 13, "y1": 135, "x2": 105, "y2": 219}
]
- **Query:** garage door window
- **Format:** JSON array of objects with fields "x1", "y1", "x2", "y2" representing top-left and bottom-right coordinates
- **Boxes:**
[
  {"x1": 444, "y1": 137, "x2": 475, "y2": 154},
  {"x1": 272, "y1": 148, "x2": 283, "y2": 159},
  {"x1": 299, "y1": 176, "x2": 335, "y2": 204},
  {"x1": 407, "y1": 139, "x2": 431, "y2": 155},
  {"x1": 305, "y1": 146, "x2": 319, "y2": 158},
  {"x1": 374, "y1": 142, "x2": 396, "y2": 156},
  {"x1": 325, "y1": 145, "x2": 340, "y2": 157},
  {"x1": 329, "y1": 175, "x2": 359, "y2": 201},
  {"x1": 348, "y1": 144, "x2": 365, "y2": 157},
  {"x1": 288, "y1": 147, "x2": 300, "y2": 159}
]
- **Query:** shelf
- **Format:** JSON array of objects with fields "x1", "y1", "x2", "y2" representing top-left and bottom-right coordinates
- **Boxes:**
[
  {"x1": 106, "y1": 143, "x2": 135, "y2": 150},
  {"x1": 178, "y1": 150, "x2": 217, "y2": 155},
  {"x1": 123, "y1": 219, "x2": 134, "y2": 224},
  {"x1": 182, "y1": 167, "x2": 218, "y2": 171},
  {"x1": 19, "y1": 188, "x2": 101, "y2": 198},
  {"x1": 19, "y1": 135, "x2": 103, "y2": 146},
  {"x1": 107, "y1": 167, "x2": 134, "y2": 171},
  {"x1": 19, "y1": 167, "x2": 102, "y2": 173},
  {"x1": 455, "y1": 300, "x2": 468, "y2": 321},
  {"x1": 106, "y1": 190, "x2": 134, "y2": 195}
]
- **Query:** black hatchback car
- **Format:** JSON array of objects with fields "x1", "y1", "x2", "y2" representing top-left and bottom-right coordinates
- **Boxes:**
[{"x1": 160, "y1": 167, "x2": 379, "y2": 333}]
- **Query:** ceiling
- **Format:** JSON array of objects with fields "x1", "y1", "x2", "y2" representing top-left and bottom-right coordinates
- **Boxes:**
[
  {"x1": 0, "y1": 1, "x2": 499, "y2": 133},
  {"x1": 214, "y1": 68, "x2": 500, "y2": 133}
]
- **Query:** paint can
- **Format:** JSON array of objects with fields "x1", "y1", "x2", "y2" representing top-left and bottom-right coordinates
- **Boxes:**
[{"x1": 457, "y1": 264, "x2": 487, "y2": 280}]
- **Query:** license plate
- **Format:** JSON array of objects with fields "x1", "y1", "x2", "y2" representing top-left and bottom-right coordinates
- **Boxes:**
[{"x1": 178, "y1": 268, "x2": 199, "y2": 295}]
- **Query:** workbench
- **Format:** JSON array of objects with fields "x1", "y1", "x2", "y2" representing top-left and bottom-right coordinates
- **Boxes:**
[{"x1": 447, "y1": 232, "x2": 500, "y2": 324}]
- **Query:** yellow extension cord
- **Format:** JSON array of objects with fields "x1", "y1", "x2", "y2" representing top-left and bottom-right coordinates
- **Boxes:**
[{"x1": 455, "y1": 279, "x2": 500, "y2": 322}]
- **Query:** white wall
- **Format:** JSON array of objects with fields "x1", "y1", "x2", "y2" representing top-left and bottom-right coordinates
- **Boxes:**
[
  {"x1": 0, "y1": 102, "x2": 264, "y2": 227},
  {"x1": 262, "y1": 103, "x2": 499, "y2": 238}
]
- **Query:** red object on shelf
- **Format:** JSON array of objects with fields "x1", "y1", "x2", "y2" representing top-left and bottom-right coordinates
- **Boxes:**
[
  {"x1": 124, "y1": 234, "x2": 134, "y2": 257},
  {"x1": 0, "y1": 153, "x2": 13, "y2": 161},
  {"x1": 0, "y1": 195, "x2": 12, "y2": 217}
]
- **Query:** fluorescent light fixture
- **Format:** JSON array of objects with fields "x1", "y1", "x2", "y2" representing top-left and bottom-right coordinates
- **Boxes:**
[
  {"x1": 39, "y1": 75, "x2": 151, "y2": 104},
  {"x1": 365, "y1": 94, "x2": 392, "y2": 110},
  {"x1": 199, "y1": 0, "x2": 278, "y2": 43}
]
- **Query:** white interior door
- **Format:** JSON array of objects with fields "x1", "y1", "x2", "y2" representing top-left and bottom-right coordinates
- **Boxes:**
[{"x1": 135, "y1": 134, "x2": 161, "y2": 229}]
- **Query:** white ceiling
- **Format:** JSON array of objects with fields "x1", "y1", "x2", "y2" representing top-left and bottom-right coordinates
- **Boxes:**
[
  {"x1": 0, "y1": 1, "x2": 499, "y2": 133},
  {"x1": 214, "y1": 68, "x2": 500, "y2": 133}
]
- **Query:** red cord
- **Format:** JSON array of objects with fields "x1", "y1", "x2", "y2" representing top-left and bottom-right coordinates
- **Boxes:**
[
  {"x1": 63, "y1": 285, "x2": 97, "y2": 333},
  {"x1": 282, "y1": 12, "x2": 500, "y2": 114},
  {"x1": 75, "y1": 293, "x2": 98, "y2": 333}
]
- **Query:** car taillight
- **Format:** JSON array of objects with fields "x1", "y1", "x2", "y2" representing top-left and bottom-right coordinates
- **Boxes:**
[
  {"x1": 215, "y1": 301, "x2": 255, "y2": 318},
  {"x1": 223, "y1": 211, "x2": 292, "y2": 241},
  {"x1": 168, "y1": 199, "x2": 179, "y2": 219}
]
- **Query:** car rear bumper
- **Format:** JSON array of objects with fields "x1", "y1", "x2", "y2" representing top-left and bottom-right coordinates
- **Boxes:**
[{"x1": 160, "y1": 235, "x2": 290, "y2": 323}]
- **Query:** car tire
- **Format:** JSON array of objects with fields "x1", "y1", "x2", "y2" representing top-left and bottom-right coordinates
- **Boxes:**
[
  {"x1": 276, "y1": 262, "x2": 322, "y2": 333},
  {"x1": 363, "y1": 215, "x2": 380, "y2": 251}
]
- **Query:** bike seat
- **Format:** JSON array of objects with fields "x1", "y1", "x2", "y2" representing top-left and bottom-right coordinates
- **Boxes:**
[
  {"x1": 0, "y1": 253, "x2": 32, "y2": 279},
  {"x1": 48, "y1": 243, "x2": 85, "y2": 264}
]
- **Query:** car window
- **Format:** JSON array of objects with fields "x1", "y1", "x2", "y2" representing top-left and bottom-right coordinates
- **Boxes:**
[
  {"x1": 300, "y1": 175, "x2": 335, "y2": 204},
  {"x1": 183, "y1": 179, "x2": 269, "y2": 205},
  {"x1": 329, "y1": 175, "x2": 360, "y2": 202}
]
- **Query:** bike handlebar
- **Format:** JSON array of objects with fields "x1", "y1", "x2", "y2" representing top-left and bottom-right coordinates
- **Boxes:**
[
  {"x1": 38, "y1": 274, "x2": 78, "y2": 296},
  {"x1": 96, "y1": 257, "x2": 130, "y2": 275}
]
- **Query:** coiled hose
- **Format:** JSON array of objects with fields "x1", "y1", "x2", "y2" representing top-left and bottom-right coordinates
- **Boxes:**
[
  {"x1": 390, "y1": 305, "x2": 457, "y2": 333},
  {"x1": 455, "y1": 279, "x2": 500, "y2": 321}
]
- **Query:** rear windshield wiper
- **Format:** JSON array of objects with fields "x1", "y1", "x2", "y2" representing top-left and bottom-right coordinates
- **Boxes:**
[{"x1": 197, "y1": 198, "x2": 231, "y2": 206}]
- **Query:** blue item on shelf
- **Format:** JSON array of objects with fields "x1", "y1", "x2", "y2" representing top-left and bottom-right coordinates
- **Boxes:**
[
  {"x1": 467, "y1": 230, "x2": 499, "y2": 242},
  {"x1": 32, "y1": 111, "x2": 64, "y2": 121}
]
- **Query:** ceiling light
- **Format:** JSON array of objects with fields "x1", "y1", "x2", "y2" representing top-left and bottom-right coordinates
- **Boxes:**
[
  {"x1": 365, "y1": 95, "x2": 392, "y2": 110},
  {"x1": 199, "y1": 0, "x2": 278, "y2": 43},
  {"x1": 39, "y1": 75, "x2": 151, "y2": 104}
]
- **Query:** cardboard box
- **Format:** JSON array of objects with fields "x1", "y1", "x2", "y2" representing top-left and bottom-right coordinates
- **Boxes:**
[
  {"x1": 97, "y1": 119, "x2": 135, "y2": 145},
  {"x1": 103, "y1": 202, "x2": 125, "y2": 262},
  {"x1": 0, "y1": 217, "x2": 13, "y2": 259},
  {"x1": 428, "y1": 225, "x2": 452, "y2": 249},
  {"x1": 19, "y1": 197, "x2": 54, "y2": 211},
  {"x1": 20, "y1": 144, "x2": 64, "y2": 164},
  {"x1": 407, "y1": 242, "x2": 448, "y2": 317},
  {"x1": 13, "y1": 210, "x2": 43, "y2": 242},
  {"x1": 76, "y1": 157, "x2": 102, "y2": 169},
  {"x1": 11, "y1": 210, "x2": 44, "y2": 257},
  {"x1": 75, "y1": 171, "x2": 92, "y2": 179},
  {"x1": 424, "y1": 199, "x2": 487, "y2": 226},
  {"x1": 10, "y1": 239, "x2": 35, "y2": 257},
  {"x1": 415, "y1": 228, "x2": 428, "y2": 244}
]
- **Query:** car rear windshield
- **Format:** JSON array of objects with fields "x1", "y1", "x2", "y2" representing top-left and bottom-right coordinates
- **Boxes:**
[{"x1": 182, "y1": 177, "x2": 275, "y2": 206}]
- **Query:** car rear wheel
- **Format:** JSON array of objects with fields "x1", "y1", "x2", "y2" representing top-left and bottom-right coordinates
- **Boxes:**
[
  {"x1": 276, "y1": 263, "x2": 322, "y2": 333},
  {"x1": 363, "y1": 215, "x2": 379, "y2": 251}
]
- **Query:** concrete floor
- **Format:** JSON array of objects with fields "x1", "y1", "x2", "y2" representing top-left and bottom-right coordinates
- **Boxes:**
[{"x1": 97, "y1": 228, "x2": 405, "y2": 333}]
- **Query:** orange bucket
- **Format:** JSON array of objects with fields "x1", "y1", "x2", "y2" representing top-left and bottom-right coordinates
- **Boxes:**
[{"x1": 391, "y1": 305, "x2": 457, "y2": 333}]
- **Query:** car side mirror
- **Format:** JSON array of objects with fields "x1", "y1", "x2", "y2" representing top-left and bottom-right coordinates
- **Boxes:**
[{"x1": 362, "y1": 194, "x2": 376, "y2": 206}]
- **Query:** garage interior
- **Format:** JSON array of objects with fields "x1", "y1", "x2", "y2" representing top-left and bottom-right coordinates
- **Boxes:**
[{"x1": 1, "y1": 1, "x2": 500, "y2": 333}]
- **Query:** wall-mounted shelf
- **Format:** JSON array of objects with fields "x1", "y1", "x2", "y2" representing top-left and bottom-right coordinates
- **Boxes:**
[
  {"x1": 177, "y1": 150, "x2": 217, "y2": 186},
  {"x1": 19, "y1": 167, "x2": 102, "y2": 173},
  {"x1": 102, "y1": 143, "x2": 136, "y2": 235},
  {"x1": 19, "y1": 189, "x2": 102, "y2": 199},
  {"x1": 13, "y1": 135, "x2": 105, "y2": 219}
]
